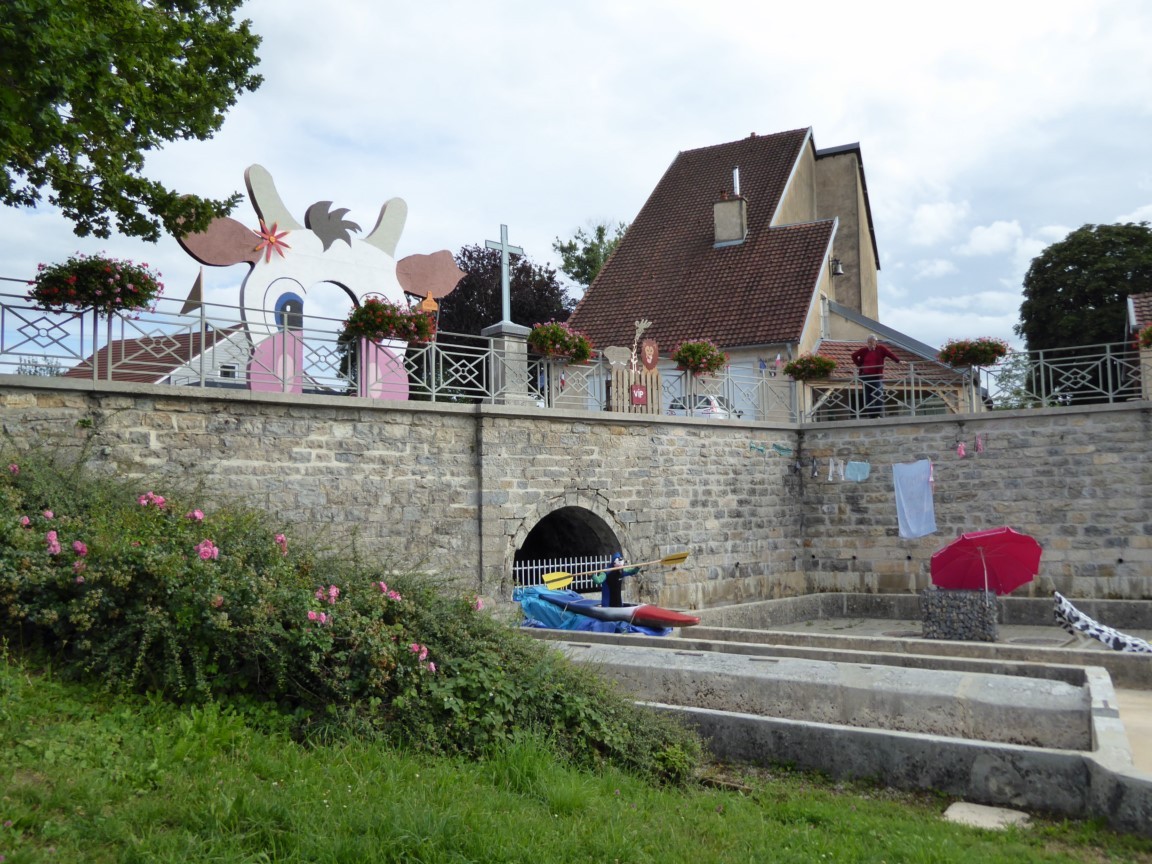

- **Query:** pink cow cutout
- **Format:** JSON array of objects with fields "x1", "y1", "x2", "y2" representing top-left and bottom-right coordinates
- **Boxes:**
[{"x1": 177, "y1": 164, "x2": 463, "y2": 399}]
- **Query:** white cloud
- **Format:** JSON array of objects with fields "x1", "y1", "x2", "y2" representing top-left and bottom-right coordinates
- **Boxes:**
[
  {"x1": 906, "y1": 200, "x2": 971, "y2": 246},
  {"x1": 1116, "y1": 204, "x2": 1152, "y2": 224},
  {"x1": 913, "y1": 259, "x2": 958, "y2": 279},
  {"x1": 3, "y1": 0, "x2": 1151, "y2": 364},
  {"x1": 955, "y1": 220, "x2": 1023, "y2": 256}
]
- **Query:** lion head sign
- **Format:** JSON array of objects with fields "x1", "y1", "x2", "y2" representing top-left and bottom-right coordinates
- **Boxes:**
[{"x1": 176, "y1": 164, "x2": 463, "y2": 399}]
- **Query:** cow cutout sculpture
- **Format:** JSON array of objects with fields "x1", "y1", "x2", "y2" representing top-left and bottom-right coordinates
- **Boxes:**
[
  {"x1": 1053, "y1": 592, "x2": 1152, "y2": 654},
  {"x1": 177, "y1": 165, "x2": 463, "y2": 398}
]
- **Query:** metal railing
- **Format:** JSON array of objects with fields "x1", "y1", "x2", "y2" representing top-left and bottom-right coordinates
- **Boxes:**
[
  {"x1": 1, "y1": 291, "x2": 1148, "y2": 421},
  {"x1": 511, "y1": 555, "x2": 609, "y2": 593}
]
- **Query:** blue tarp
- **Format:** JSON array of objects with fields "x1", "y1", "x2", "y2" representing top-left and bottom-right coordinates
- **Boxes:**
[{"x1": 512, "y1": 586, "x2": 672, "y2": 636}]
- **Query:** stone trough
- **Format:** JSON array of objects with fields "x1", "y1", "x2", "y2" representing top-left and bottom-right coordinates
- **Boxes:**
[{"x1": 528, "y1": 592, "x2": 1152, "y2": 836}]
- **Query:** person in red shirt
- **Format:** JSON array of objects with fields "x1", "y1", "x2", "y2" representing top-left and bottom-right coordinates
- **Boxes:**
[{"x1": 851, "y1": 335, "x2": 901, "y2": 417}]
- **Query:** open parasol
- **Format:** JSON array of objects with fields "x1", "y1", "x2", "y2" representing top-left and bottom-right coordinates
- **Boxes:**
[{"x1": 929, "y1": 526, "x2": 1042, "y2": 596}]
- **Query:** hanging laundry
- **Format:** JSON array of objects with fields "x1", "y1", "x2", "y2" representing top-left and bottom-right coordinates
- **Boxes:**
[
  {"x1": 810, "y1": 457, "x2": 819, "y2": 478},
  {"x1": 956, "y1": 441, "x2": 966, "y2": 458},
  {"x1": 827, "y1": 458, "x2": 845, "y2": 481},
  {"x1": 892, "y1": 459, "x2": 937, "y2": 539},
  {"x1": 975, "y1": 434, "x2": 985, "y2": 454},
  {"x1": 845, "y1": 461, "x2": 870, "y2": 482}
]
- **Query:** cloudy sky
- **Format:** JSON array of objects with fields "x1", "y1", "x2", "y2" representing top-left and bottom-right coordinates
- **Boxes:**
[{"x1": 3, "y1": 0, "x2": 1151, "y2": 349}]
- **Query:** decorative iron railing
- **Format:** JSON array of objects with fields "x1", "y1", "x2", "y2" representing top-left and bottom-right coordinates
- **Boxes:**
[{"x1": 1, "y1": 291, "x2": 1148, "y2": 421}]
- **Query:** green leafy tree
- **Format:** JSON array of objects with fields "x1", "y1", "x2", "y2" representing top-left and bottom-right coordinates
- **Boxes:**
[
  {"x1": 1015, "y1": 222, "x2": 1152, "y2": 350},
  {"x1": 437, "y1": 245, "x2": 576, "y2": 337},
  {"x1": 552, "y1": 221, "x2": 628, "y2": 288},
  {"x1": 0, "y1": 0, "x2": 262, "y2": 241}
]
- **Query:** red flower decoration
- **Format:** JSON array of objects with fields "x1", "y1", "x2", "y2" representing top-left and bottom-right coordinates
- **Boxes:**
[{"x1": 254, "y1": 220, "x2": 291, "y2": 263}]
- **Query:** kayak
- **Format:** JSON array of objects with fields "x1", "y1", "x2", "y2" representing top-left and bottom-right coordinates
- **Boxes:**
[{"x1": 536, "y1": 589, "x2": 700, "y2": 628}]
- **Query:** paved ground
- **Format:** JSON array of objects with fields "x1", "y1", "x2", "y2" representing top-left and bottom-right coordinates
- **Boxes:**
[{"x1": 759, "y1": 616, "x2": 1152, "y2": 773}]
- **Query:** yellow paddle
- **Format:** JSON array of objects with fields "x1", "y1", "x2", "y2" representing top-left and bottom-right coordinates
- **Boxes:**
[{"x1": 540, "y1": 550, "x2": 691, "y2": 589}]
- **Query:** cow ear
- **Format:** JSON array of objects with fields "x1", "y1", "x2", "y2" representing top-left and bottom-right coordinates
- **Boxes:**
[
  {"x1": 177, "y1": 217, "x2": 262, "y2": 267},
  {"x1": 245, "y1": 165, "x2": 303, "y2": 231},
  {"x1": 364, "y1": 198, "x2": 407, "y2": 257},
  {"x1": 397, "y1": 250, "x2": 464, "y2": 299}
]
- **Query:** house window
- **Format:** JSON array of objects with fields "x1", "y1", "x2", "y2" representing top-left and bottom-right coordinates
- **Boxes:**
[{"x1": 220, "y1": 364, "x2": 238, "y2": 380}]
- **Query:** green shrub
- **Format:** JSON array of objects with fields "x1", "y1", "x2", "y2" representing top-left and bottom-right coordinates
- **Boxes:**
[{"x1": 0, "y1": 452, "x2": 701, "y2": 784}]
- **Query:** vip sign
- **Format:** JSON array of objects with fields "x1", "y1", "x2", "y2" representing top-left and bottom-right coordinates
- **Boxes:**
[{"x1": 630, "y1": 383, "x2": 648, "y2": 405}]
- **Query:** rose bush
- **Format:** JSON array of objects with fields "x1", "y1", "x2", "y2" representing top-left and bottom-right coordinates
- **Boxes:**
[{"x1": 0, "y1": 451, "x2": 701, "y2": 781}]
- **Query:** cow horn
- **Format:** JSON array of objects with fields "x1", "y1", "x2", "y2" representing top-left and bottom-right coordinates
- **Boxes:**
[
  {"x1": 363, "y1": 198, "x2": 408, "y2": 257},
  {"x1": 244, "y1": 165, "x2": 303, "y2": 231}
]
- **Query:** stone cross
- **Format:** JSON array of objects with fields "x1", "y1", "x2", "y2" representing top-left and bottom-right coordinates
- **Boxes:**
[{"x1": 485, "y1": 224, "x2": 523, "y2": 325}]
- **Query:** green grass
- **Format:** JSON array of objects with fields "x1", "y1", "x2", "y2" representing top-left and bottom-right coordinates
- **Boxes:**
[{"x1": 3, "y1": 655, "x2": 1150, "y2": 863}]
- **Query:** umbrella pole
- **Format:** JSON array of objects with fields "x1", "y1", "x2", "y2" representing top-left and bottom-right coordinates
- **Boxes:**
[{"x1": 979, "y1": 547, "x2": 988, "y2": 594}]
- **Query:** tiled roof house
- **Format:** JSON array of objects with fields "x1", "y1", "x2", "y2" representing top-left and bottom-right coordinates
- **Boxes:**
[
  {"x1": 65, "y1": 325, "x2": 249, "y2": 386},
  {"x1": 567, "y1": 127, "x2": 965, "y2": 416}
]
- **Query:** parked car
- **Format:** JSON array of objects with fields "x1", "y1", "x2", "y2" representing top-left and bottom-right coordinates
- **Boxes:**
[{"x1": 667, "y1": 394, "x2": 743, "y2": 419}]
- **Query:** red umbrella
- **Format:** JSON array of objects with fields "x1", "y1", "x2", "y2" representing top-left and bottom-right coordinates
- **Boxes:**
[{"x1": 930, "y1": 526, "x2": 1042, "y2": 595}]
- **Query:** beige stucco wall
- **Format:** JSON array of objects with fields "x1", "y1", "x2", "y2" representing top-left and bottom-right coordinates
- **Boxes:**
[
  {"x1": 773, "y1": 145, "x2": 818, "y2": 227},
  {"x1": 815, "y1": 150, "x2": 879, "y2": 318}
]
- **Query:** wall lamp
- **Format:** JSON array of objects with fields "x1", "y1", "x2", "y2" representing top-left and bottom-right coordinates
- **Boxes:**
[{"x1": 830, "y1": 258, "x2": 845, "y2": 277}]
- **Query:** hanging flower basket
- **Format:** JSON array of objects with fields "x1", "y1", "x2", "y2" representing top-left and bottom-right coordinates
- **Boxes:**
[
  {"x1": 527, "y1": 320, "x2": 593, "y2": 364},
  {"x1": 672, "y1": 339, "x2": 728, "y2": 377},
  {"x1": 1138, "y1": 324, "x2": 1152, "y2": 350},
  {"x1": 937, "y1": 337, "x2": 1009, "y2": 367},
  {"x1": 782, "y1": 352, "x2": 837, "y2": 381},
  {"x1": 28, "y1": 253, "x2": 164, "y2": 315},
  {"x1": 339, "y1": 297, "x2": 436, "y2": 345}
]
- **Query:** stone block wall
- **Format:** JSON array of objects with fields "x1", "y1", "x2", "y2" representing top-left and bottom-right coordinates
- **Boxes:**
[
  {"x1": 1, "y1": 377, "x2": 1149, "y2": 606},
  {"x1": 798, "y1": 406, "x2": 1152, "y2": 600}
]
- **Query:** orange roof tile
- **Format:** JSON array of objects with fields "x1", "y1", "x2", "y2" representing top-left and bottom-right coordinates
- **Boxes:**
[
  {"x1": 1131, "y1": 292, "x2": 1152, "y2": 330},
  {"x1": 812, "y1": 340, "x2": 965, "y2": 385}
]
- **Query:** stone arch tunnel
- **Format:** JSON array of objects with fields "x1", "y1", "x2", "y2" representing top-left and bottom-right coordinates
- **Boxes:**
[{"x1": 513, "y1": 506, "x2": 622, "y2": 588}]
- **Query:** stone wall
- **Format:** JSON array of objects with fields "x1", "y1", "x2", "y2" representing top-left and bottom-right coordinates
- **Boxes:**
[
  {"x1": 1, "y1": 376, "x2": 1149, "y2": 606},
  {"x1": 799, "y1": 407, "x2": 1152, "y2": 600}
]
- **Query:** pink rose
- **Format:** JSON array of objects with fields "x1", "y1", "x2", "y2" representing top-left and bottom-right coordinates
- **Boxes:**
[
  {"x1": 194, "y1": 539, "x2": 219, "y2": 561},
  {"x1": 72, "y1": 540, "x2": 88, "y2": 556},
  {"x1": 185, "y1": 509, "x2": 205, "y2": 522},
  {"x1": 7, "y1": 463, "x2": 18, "y2": 475},
  {"x1": 42, "y1": 510, "x2": 54, "y2": 519}
]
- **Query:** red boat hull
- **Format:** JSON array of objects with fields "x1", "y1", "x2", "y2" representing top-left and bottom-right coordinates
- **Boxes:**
[{"x1": 537, "y1": 591, "x2": 700, "y2": 628}]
